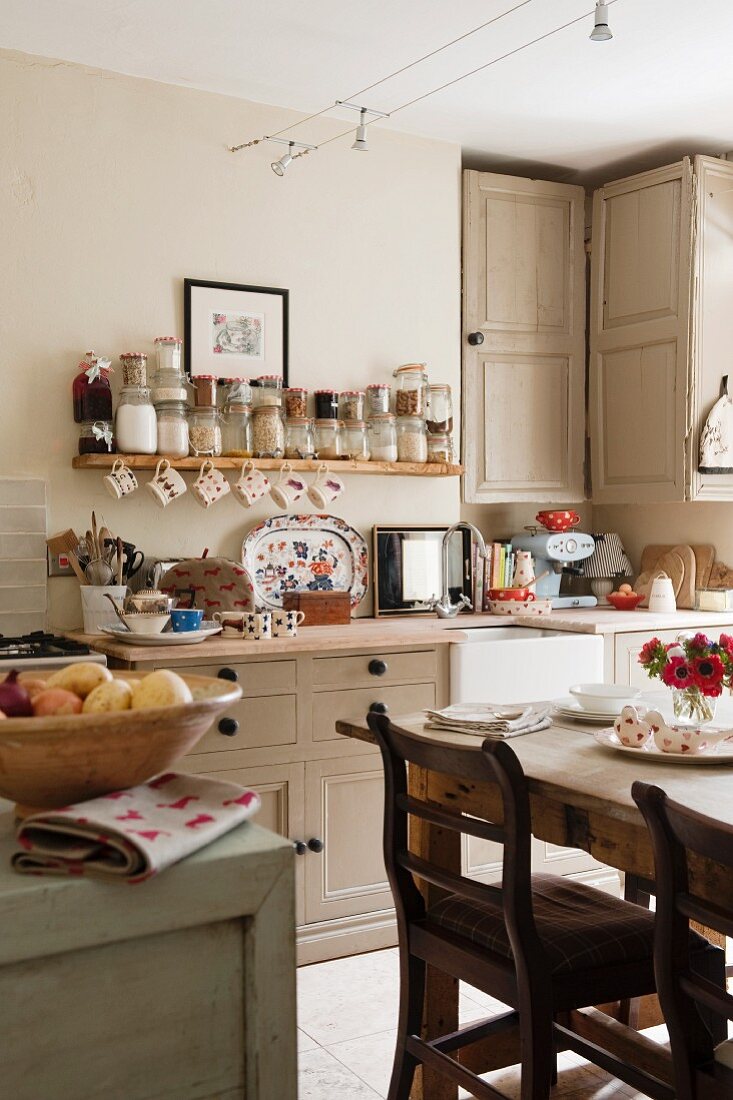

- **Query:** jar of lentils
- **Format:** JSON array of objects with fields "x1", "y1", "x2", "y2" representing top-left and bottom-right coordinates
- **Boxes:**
[
  {"x1": 339, "y1": 390, "x2": 365, "y2": 420},
  {"x1": 342, "y1": 420, "x2": 370, "y2": 460},
  {"x1": 284, "y1": 387, "x2": 308, "y2": 418},
  {"x1": 284, "y1": 417, "x2": 315, "y2": 459},
  {"x1": 156, "y1": 400, "x2": 190, "y2": 458},
  {"x1": 119, "y1": 352, "x2": 148, "y2": 387},
  {"x1": 314, "y1": 419, "x2": 343, "y2": 459},
  {"x1": 252, "y1": 405, "x2": 285, "y2": 457},
  {"x1": 314, "y1": 389, "x2": 338, "y2": 418},
  {"x1": 366, "y1": 383, "x2": 391, "y2": 416},
  {"x1": 396, "y1": 415, "x2": 428, "y2": 463},
  {"x1": 368, "y1": 413, "x2": 397, "y2": 462},
  {"x1": 393, "y1": 364, "x2": 428, "y2": 418},
  {"x1": 188, "y1": 406, "x2": 222, "y2": 456}
]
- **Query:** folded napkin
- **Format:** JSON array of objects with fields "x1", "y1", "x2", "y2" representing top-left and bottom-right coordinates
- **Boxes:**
[
  {"x1": 12, "y1": 772, "x2": 261, "y2": 884},
  {"x1": 424, "y1": 703, "x2": 552, "y2": 739}
]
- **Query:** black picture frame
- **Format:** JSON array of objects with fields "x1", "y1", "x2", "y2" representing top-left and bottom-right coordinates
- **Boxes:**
[
  {"x1": 183, "y1": 278, "x2": 289, "y2": 384},
  {"x1": 372, "y1": 525, "x2": 473, "y2": 616}
]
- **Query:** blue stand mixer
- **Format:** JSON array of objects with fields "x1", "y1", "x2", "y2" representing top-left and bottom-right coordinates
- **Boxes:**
[{"x1": 511, "y1": 529, "x2": 598, "y2": 609}]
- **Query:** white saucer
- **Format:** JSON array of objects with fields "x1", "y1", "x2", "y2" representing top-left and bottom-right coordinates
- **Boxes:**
[
  {"x1": 552, "y1": 697, "x2": 638, "y2": 724},
  {"x1": 99, "y1": 622, "x2": 222, "y2": 646}
]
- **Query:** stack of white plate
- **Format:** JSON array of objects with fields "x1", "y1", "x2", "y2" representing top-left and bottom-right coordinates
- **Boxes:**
[{"x1": 553, "y1": 683, "x2": 643, "y2": 725}]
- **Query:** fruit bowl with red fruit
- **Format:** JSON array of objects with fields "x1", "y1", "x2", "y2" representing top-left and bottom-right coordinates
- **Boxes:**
[{"x1": 606, "y1": 584, "x2": 644, "y2": 611}]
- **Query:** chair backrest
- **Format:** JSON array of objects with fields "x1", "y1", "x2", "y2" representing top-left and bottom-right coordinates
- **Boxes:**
[
  {"x1": 633, "y1": 781, "x2": 733, "y2": 1097},
  {"x1": 368, "y1": 712, "x2": 547, "y2": 982}
]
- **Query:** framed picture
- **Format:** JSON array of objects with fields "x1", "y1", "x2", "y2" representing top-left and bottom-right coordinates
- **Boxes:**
[
  {"x1": 184, "y1": 278, "x2": 288, "y2": 382},
  {"x1": 372, "y1": 525, "x2": 472, "y2": 616}
]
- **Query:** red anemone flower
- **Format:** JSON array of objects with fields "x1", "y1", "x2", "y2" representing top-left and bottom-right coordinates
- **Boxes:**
[
  {"x1": 691, "y1": 653, "x2": 724, "y2": 696},
  {"x1": 661, "y1": 657, "x2": 694, "y2": 689}
]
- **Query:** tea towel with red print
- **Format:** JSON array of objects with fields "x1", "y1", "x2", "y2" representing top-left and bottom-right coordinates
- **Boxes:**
[{"x1": 11, "y1": 773, "x2": 261, "y2": 883}]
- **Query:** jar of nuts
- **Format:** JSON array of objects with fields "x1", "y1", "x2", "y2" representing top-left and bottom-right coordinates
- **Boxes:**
[
  {"x1": 314, "y1": 418, "x2": 343, "y2": 460},
  {"x1": 285, "y1": 417, "x2": 315, "y2": 459},
  {"x1": 339, "y1": 390, "x2": 365, "y2": 420},
  {"x1": 393, "y1": 364, "x2": 428, "y2": 418},
  {"x1": 284, "y1": 387, "x2": 308, "y2": 418},
  {"x1": 119, "y1": 352, "x2": 148, "y2": 387},
  {"x1": 188, "y1": 406, "x2": 222, "y2": 456},
  {"x1": 396, "y1": 415, "x2": 428, "y2": 463},
  {"x1": 252, "y1": 404, "x2": 285, "y2": 457},
  {"x1": 342, "y1": 420, "x2": 370, "y2": 460}
]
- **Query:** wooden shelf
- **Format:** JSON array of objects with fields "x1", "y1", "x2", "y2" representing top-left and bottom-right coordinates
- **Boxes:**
[{"x1": 72, "y1": 454, "x2": 464, "y2": 477}]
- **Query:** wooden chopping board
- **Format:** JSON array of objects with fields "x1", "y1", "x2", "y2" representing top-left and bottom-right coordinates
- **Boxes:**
[{"x1": 635, "y1": 544, "x2": 706, "y2": 609}]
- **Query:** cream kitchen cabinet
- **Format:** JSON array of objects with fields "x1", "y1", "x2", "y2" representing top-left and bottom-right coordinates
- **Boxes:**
[
  {"x1": 590, "y1": 155, "x2": 733, "y2": 503},
  {"x1": 613, "y1": 621, "x2": 733, "y2": 686},
  {"x1": 462, "y1": 169, "x2": 587, "y2": 503}
]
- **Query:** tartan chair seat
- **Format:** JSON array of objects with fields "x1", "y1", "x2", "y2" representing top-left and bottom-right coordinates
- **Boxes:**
[{"x1": 429, "y1": 873, "x2": 708, "y2": 976}]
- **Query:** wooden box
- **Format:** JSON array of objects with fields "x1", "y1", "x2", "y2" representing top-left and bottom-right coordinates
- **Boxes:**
[{"x1": 282, "y1": 590, "x2": 351, "y2": 626}]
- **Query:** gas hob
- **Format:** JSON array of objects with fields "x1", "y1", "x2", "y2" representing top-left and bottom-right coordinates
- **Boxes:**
[{"x1": 0, "y1": 632, "x2": 107, "y2": 670}]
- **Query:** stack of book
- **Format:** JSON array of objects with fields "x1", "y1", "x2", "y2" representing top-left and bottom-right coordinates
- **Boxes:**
[{"x1": 471, "y1": 542, "x2": 520, "y2": 612}]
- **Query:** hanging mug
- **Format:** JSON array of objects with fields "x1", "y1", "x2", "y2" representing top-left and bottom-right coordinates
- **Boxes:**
[
  {"x1": 146, "y1": 459, "x2": 187, "y2": 508},
  {"x1": 191, "y1": 460, "x2": 230, "y2": 508},
  {"x1": 307, "y1": 464, "x2": 345, "y2": 509},
  {"x1": 270, "y1": 462, "x2": 307, "y2": 509},
  {"x1": 233, "y1": 460, "x2": 271, "y2": 508},
  {"x1": 103, "y1": 459, "x2": 138, "y2": 499}
]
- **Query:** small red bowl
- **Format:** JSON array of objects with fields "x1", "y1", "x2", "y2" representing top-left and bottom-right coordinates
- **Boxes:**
[
  {"x1": 487, "y1": 587, "x2": 536, "y2": 603},
  {"x1": 606, "y1": 592, "x2": 644, "y2": 611}
]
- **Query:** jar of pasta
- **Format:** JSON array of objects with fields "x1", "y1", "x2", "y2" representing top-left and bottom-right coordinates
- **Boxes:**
[{"x1": 427, "y1": 431, "x2": 453, "y2": 464}]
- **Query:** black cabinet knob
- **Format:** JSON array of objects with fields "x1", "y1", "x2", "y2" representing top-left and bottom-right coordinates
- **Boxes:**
[
  {"x1": 368, "y1": 658, "x2": 388, "y2": 677},
  {"x1": 217, "y1": 667, "x2": 239, "y2": 682},
  {"x1": 369, "y1": 702, "x2": 388, "y2": 714},
  {"x1": 294, "y1": 841, "x2": 307, "y2": 856},
  {"x1": 218, "y1": 717, "x2": 239, "y2": 737},
  {"x1": 307, "y1": 838, "x2": 324, "y2": 854},
  {"x1": 467, "y1": 331, "x2": 484, "y2": 345}
]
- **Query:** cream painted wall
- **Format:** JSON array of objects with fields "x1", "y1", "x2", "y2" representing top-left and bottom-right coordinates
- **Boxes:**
[
  {"x1": 0, "y1": 49, "x2": 464, "y2": 627},
  {"x1": 593, "y1": 503, "x2": 733, "y2": 575}
]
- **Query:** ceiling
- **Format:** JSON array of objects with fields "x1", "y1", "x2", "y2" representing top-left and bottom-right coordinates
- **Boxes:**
[{"x1": 2, "y1": 0, "x2": 732, "y2": 183}]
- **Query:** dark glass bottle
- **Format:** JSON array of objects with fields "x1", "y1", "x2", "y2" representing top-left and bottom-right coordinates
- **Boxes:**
[{"x1": 72, "y1": 351, "x2": 113, "y2": 423}]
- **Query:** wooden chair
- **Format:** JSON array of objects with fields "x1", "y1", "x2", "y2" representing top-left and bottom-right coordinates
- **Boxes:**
[
  {"x1": 368, "y1": 711, "x2": 724, "y2": 1100},
  {"x1": 633, "y1": 781, "x2": 733, "y2": 1100}
]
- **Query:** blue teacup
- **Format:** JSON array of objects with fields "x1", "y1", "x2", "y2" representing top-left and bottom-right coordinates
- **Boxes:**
[{"x1": 170, "y1": 608, "x2": 204, "y2": 633}]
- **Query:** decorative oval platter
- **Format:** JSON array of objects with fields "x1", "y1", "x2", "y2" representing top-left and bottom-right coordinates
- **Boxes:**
[
  {"x1": 242, "y1": 514, "x2": 368, "y2": 611},
  {"x1": 593, "y1": 726, "x2": 733, "y2": 764}
]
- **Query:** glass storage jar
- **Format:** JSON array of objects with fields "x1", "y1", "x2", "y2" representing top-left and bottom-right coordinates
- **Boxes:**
[
  {"x1": 396, "y1": 415, "x2": 428, "y2": 463},
  {"x1": 314, "y1": 389, "x2": 338, "y2": 418},
  {"x1": 368, "y1": 413, "x2": 397, "y2": 462},
  {"x1": 284, "y1": 417, "x2": 315, "y2": 459},
  {"x1": 314, "y1": 418, "x2": 343, "y2": 460},
  {"x1": 342, "y1": 420, "x2": 370, "y2": 460},
  {"x1": 72, "y1": 351, "x2": 113, "y2": 423},
  {"x1": 284, "y1": 387, "x2": 308, "y2": 418},
  {"x1": 426, "y1": 383, "x2": 453, "y2": 433},
  {"x1": 393, "y1": 363, "x2": 428, "y2": 418},
  {"x1": 253, "y1": 375, "x2": 283, "y2": 407},
  {"x1": 427, "y1": 431, "x2": 454, "y2": 464},
  {"x1": 218, "y1": 378, "x2": 252, "y2": 409},
  {"x1": 119, "y1": 352, "x2": 148, "y2": 387},
  {"x1": 339, "y1": 390, "x2": 365, "y2": 420},
  {"x1": 221, "y1": 403, "x2": 253, "y2": 458},
  {"x1": 192, "y1": 375, "x2": 218, "y2": 407},
  {"x1": 252, "y1": 404, "x2": 285, "y2": 457},
  {"x1": 188, "y1": 407, "x2": 222, "y2": 457},
  {"x1": 78, "y1": 420, "x2": 115, "y2": 455},
  {"x1": 115, "y1": 386, "x2": 157, "y2": 454},
  {"x1": 154, "y1": 336, "x2": 183, "y2": 373},
  {"x1": 366, "y1": 383, "x2": 391, "y2": 416},
  {"x1": 156, "y1": 401, "x2": 190, "y2": 458}
]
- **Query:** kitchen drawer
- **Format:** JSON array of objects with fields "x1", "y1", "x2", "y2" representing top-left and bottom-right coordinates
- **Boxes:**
[
  {"x1": 313, "y1": 649, "x2": 437, "y2": 689},
  {"x1": 313, "y1": 682, "x2": 436, "y2": 742},
  {"x1": 173, "y1": 659, "x2": 296, "y2": 696},
  {"x1": 191, "y1": 692, "x2": 297, "y2": 754}
]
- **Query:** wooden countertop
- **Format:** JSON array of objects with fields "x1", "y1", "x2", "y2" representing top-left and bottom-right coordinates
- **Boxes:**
[{"x1": 68, "y1": 607, "x2": 733, "y2": 664}]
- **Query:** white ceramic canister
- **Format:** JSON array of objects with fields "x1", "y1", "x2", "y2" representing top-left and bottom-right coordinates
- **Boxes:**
[{"x1": 648, "y1": 571, "x2": 677, "y2": 614}]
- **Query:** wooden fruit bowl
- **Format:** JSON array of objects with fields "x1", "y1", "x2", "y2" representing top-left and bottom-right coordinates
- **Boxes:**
[{"x1": 0, "y1": 672, "x2": 242, "y2": 814}]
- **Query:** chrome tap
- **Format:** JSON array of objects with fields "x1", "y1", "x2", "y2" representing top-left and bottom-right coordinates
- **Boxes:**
[{"x1": 432, "y1": 521, "x2": 490, "y2": 618}]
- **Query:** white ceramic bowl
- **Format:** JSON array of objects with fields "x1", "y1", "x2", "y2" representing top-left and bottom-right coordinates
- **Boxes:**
[
  {"x1": 569, "y1": 683, "x2": 642, "y2": 715},
  {"x1": 120, "y1": 612, "x2": 171, "y2": 635}
]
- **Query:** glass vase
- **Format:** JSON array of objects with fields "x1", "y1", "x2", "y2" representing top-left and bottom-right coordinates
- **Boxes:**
[{"x1": 671, "y1": 687, "x2": 718, "y2": 727}]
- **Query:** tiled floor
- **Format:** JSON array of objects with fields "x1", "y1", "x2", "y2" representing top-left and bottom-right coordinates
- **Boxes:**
[{"x1": 297, "y1": 947, "x2": 668, "y2": 1098}]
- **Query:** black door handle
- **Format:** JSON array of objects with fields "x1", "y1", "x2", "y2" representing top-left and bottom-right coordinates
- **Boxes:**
[
  {"x1": 217, "y1": 667, "x2": 239, "y2": 682},
  {"x1": 307, "y1": 838, "x2": 324, "y2": 853},
  {"x1": 294, "y1": 840, "x2": 307, "y2": 856},
  {"x1": 368, "y1": 659, "x2": 388, "y2": 677},
  {"x1": 369, "y1": 702, "x2": 388, "y2": 714},
  {"x1": 218, "y1": 717, "x2": 239, "y2": 737},
  {"x1": 467, "y1": 331, "x2": 484, "y2": 345}
]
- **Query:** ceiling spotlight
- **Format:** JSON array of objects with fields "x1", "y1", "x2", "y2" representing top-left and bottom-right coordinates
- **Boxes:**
[
  {"x1": 590, "y1": 1, "x2": 613, "y2": 41},
  {"x1": 352, "y1": 109, "x2": 369, "y2": 152},
  {"x1": 271, "y1": 143, "x2": 294, "y2": 176}
]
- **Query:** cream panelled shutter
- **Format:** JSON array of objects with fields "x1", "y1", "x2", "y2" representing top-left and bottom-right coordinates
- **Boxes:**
[{"x1": 462, "y1": 170, "x2": 586, "y2": 503}]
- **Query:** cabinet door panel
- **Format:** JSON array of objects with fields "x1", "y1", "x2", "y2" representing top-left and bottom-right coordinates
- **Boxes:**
[
  {"x1": 463, "y1": 170, "x2": 586, "y2": 503},
  {"x1": 590, "y1": 160, "x2": 693, "y2": 503},
  {"x1": 614, "y1": 624, "x2": 733, "y2": 686},
  {"x1": 303, "y1": 755, "x2": 392, "y2": 924},
  {"x1": 313, "y1": 682, "x2": 435, "y2": 743}
]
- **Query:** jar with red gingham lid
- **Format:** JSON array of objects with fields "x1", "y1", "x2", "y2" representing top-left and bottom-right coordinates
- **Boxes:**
[
  {"x1": 192, "y1": 374, "x2": 218, "y2": 407},
  {"x1": 253, "y1": 374, "x2": 283, "y2": 407},
  {"x1": 119, "y1": 352, "x2": 148, "y2": 387},
  {"x1": 314, "y1": 389, "x2": 338, "y2": 419},
  {"x1": 339, "y1": 390, "x2": 365, "y2": 420},
  {"x1": 154, "y1": 336, "x2": 183, "y2": 374}
]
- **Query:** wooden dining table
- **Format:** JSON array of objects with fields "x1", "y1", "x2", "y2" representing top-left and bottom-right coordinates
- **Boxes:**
[{"x1": 336, "y1": 708, "x2": 733, "y2": 1100}]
